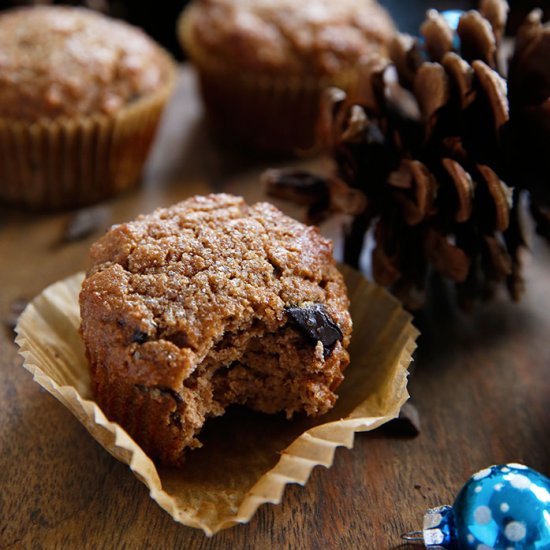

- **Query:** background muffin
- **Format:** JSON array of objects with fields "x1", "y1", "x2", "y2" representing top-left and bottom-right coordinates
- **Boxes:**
[
  {"x1": 179, "y1": 0, "x2": 396, "y2": 153},
  {"x1": 0, "y1": 6, "x2": 175, "y2": 210},
  {"x1": 80, "y1": 194, "x2": 352, "y2": 466}
]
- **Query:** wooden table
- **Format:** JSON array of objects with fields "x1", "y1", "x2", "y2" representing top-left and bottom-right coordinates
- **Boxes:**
[{"x1": 1, "y1": 67, "x2": 549, "y2": 550}]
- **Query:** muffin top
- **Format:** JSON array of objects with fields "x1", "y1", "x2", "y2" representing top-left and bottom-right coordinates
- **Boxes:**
[
  {"x1": 0, "y1": 6, "x2": 174, "y2": 120},
  {"x1": 80, "y1": 193, "x2": 351, "y2": 388},
  {"x1": 181, "y1": 0, "x2": 396, "y2": 76}
]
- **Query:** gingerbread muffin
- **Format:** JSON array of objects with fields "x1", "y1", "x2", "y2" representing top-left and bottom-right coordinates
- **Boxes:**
[
  {"x1": 0, "y1": 6, "x2": 175, "y2": 210},
  {"x1": 79, "y1": 194, "x2": 352, "y2": 466},
  {"x1": 178, "y1": 0, "x2": 396, "y2": 152}
]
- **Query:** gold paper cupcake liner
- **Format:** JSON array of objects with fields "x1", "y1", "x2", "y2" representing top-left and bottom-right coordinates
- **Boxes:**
[
  {"x1": 15, "y1": 266, "x2": 418, "y2": 535},
  {"x1": 178, "y1": 11, "x2": 359, "y2": 153},
  {"x1": 0, "y1": 71, "x2": 175, "y2": 211}
]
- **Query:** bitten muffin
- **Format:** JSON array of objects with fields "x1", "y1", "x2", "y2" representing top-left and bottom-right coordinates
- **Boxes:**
[
  {"x1": 0, "y1": 6, "x2": 175, "y2": 210},
  {"x1": 79, "y1": 194, "x2": 352, "y2": 466},
  {"x1": 178, "y1": 0, "x2": 395, "y2": 152}
]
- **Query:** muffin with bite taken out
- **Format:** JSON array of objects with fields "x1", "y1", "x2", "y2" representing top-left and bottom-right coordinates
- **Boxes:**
[{"x1": 79, "y1": 193, "x2": 352, "y2": 466}]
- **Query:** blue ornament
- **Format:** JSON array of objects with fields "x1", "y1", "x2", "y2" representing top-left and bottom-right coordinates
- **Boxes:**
[
  {"x1": 440, "y1": 10, "x2": 464, "y2": 33},
  {"x1": 403, "y1": 464, "x2": 550, "y2": 549}
]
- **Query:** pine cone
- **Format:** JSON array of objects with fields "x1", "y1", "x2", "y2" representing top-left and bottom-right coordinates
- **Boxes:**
[{"x1": 268, "y1": 0, "x2": 549, "y2": 311}]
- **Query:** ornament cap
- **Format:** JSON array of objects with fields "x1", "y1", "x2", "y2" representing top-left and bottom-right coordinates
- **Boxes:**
[
  {"x1": 401, "y1": 505, "x2": 457, "y2": 548},
  {"x1": 423, "y1": 505, "x2": 457, "y2": 549}
]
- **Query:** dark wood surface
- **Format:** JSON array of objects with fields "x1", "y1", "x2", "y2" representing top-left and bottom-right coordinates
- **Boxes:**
[{"x1": 1, "y1": 67, "x2": 550, "y2": 550}]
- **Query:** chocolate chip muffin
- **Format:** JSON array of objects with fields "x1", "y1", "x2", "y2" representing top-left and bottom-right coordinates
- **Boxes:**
[
  {"x1": 178, "y1": 0, "x2": 396, "y2": 152},
  {"x1": 0, "y1": 6, "x2": 175, "y2": 210},
  {"x1": 79, "y1": 194, "x2": 352, "y2": 466}
]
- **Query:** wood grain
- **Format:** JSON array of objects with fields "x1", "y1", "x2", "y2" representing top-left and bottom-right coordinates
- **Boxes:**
[{"x1": 1, "y1": 67, "x2": 550, "y2": 550}]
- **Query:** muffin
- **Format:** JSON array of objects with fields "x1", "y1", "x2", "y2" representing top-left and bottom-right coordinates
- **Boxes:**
[
  {"x1": 0, "y1": 6, "x2": 175, "y2": 210},
  {"x1": 79, "y1": 193, "x2": 352, "y2": 466},
  {"x1": 178, "y1": 0, "x2": 396, "y2": 153}
]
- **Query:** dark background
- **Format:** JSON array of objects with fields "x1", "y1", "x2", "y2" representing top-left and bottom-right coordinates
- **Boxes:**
[{"x1": 0, "y1": 1, "x2": 548, "y2": 60}]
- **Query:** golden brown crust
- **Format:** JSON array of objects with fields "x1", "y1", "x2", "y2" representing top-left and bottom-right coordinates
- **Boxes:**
[
  {"x1": 180, "y1": 0, "x2": 395, "y2": 77},
  {"x1": 0, "y1": 6, "x2": 174, "y2": 120},
  {"x1": 80, "y1": 194, "x2": 352, "y2": 465}
]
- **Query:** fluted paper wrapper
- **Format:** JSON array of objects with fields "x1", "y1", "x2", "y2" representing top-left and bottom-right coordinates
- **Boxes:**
[
  {"x1": 15, "y1": 266, "x2": 418, "y2": 535},
  {"x1": 0, "y1": 73, "x2": 174, "y2": 210}
]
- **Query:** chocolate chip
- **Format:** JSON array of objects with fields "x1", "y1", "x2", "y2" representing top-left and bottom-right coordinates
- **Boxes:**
[
  {"x1": 127, "y1": 92, "x2": 143, "y2": 104},
  {"x1": 286, "y1": 303, "x2": 343, "y2": 359},
  {"x1": 157, "y1": 386, "x2": 183, "y2": 403},
  {"x1": 135, "y1": 384, "x2": 183, "y2": 404},
  {"x1": 60, "y1": 205, "x2": 109, "y2": 244},
  {"x1": 170, "y1": 411, "x2": 183, "y2": 428},
  {"x1": 382, "y1": 402, "x2": 421, "y2": 438},
  {"x1": 263, "y1": 169, "x2": 330, "y2": 207},
  {"x1": 132, "y1": 330, "x2": 149, "y2": 344}
]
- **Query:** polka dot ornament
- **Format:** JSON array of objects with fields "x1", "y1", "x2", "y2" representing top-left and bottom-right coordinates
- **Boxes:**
[{"x1": 406, "y1": 464, "x2": 550, "y2": 549}]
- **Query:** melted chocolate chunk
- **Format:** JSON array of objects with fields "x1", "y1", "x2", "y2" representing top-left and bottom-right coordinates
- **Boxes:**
[
  {"x1": 286, "y1": 303, "x2": 343, "y2": 358},
  {"x1": 60, "y1": 205, "x2": 109, "y2": 244},
  {"x1": 131, "y1": 330, "x2": 149, "y2": 344},
  {"x1": 382, "y1": 402, "x2": 421, "y2": 438},
  {"x1": 135, "y1": 384, "x2": 183, "y2": 404},
  {"x1": 263, "y1": 169, "x2": 330, "y2": 206}
]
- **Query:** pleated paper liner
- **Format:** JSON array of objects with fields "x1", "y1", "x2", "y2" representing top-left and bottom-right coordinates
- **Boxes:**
[
  {"x1": 15, "y1": 265, "x2": 418, "y2": 536},
  {"x1": 0, "y1": 67, "x2": 175, "y2": 211}
]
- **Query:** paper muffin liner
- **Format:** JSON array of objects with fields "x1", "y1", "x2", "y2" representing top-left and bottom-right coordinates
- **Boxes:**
[
  {"x1": 15, "y1": 266, "x2": 418, "y2": 536},
  {"x1": 0, "y1": 71, "x2": 175, "y2": 211},
  {"x1": 178, "y1": 12, "x2": 359, "y2": 153}
]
